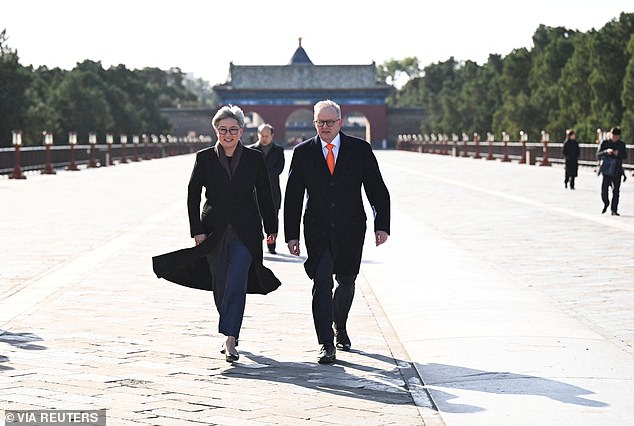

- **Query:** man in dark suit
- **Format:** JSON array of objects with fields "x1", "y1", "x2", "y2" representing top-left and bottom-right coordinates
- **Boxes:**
[
  {"x1": 597, "y1": 126, "x2": 627, "y2": 216},
  {"x1": 249, "y1": 124, "x2": 285, "y2": 254},
  {"x1": 284, "y1": 99, "x2": 390, "y2": 364}
]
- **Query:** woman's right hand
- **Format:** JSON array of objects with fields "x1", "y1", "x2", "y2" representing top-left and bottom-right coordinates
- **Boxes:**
[{"x1": 194, "y1": 234, "x2": 207, "y2": 246}]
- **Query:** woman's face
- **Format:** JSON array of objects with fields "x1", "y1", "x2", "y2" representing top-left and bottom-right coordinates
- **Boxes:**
[{"x1": 215, "y1": 117, "x2": 244, "y2": 152}]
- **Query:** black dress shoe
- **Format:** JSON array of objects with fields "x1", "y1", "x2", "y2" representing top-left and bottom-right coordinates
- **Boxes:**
[
  {"x1": 335, "y1": 330, "x2": 351, "y2": 351},
  {"x1": 602, "y1": 204, "x2": 609, "y2": 214},
  {"x1": 612, "y1": 211, "x2": 620, "y2": 216},
  {"x1": 222, "y1": 344, "x2": 239, "y2": 362},
  {"x1": 318, "y1": 344, "x2": 336, "y2": 364},
  {"x1": 225, "y1": 351, "x2": 239, "y2": 363}
]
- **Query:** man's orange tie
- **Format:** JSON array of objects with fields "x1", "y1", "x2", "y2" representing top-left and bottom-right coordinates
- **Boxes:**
[{"x1": 326, "y1": 143, "x2": 335, "y2": 175}]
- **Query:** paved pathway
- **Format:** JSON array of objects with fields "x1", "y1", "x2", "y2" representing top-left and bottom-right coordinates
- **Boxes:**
[
  {"x1": 361, "y1": 151, "x2": 634, "y2": 425},
  {"x1": 0, "y1": 154, "x2": 438, "y2": 425},
  {"x1": 2, "y1": 149, "x2": 634, "y2": 425}
]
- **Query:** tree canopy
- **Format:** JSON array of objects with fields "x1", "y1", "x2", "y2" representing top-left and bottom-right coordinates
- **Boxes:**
[
  {"x1": 0, "y1": 31, "x2": 204, "y2": 147},
  {"x1": 384, "y1": 13, "x2": 634, "y2": 143}
]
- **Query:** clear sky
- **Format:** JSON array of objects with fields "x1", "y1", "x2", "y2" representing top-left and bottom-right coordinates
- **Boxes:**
[{"x1": 2, "y1": 0, "x2": 632, "y2": 86}]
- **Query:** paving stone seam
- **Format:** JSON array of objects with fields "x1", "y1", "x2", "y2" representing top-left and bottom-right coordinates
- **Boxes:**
[{"x1": 358, "y1": 270, "x2": 445, "y2": 426}]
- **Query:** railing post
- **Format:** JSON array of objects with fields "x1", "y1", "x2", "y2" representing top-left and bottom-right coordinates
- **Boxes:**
[
  {"x1": 106, "y1": 133, "x2": 114, "y2": 166},
  {"x1": 451, "y1": 133, "x2": 459, "y2": 157},
  {"x1": 41, "y1": 131, "x2": 56, "y2": 175},
  {"x1": 441, "y1": 134, "x2": 448, "y2": 155},
  {"x1": 473, "y1": 132, "x2": 481, "y2": 159},
  {"x1": 88, "y1": 132, "x2": 98, "y2": 167},
  {"x1": 10, "y1": 130, "x2": 26, "y2": 179},
  {"x1": 519, "y1": 131, "x2": 528, "y2": 164},
  {"x1": 120, "y1": 134, "x2": 128, "y2": 163},
  {"x1": 132, "y1": 135, "x2": 140, "y2": 161},
  {"x1": 66, "y1": 131, "x2": 80, "y2": 171},
  {"x1": 462, "y1": 132, "x2": 469, "y2": 157},
  {"x1": 143, "y1": 134, "x2": 150, "y2": 160},
  {"x1": 153, "y1": 135, "x2": 161, "y2": 158},
  {"x1": 501, "y1": 131, "x2": 511, "y2": 162},
  {"x1": 540, "y1": 130, "x2": 551, "y2": 166},
  {"x1": 486, "y1": 132, "x2": 495, "y2": 160}
]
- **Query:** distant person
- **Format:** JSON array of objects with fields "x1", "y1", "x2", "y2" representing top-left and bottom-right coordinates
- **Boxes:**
[
  {"x1": 284, "y1": 99, "x2": 391, "y2": 364},
  {"x1": 249, "y1": 124, "x2": 285, "y2": 254},
  {"x1": 597, "y1": 126, "x2": 627, "y2": 215},
  {"x1": 562, "y1": 129, "x2": 580, "y2": 189}
]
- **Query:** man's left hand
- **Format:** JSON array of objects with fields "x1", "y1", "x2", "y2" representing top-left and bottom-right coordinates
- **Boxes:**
[{"x1": 375, "y1": 231, "x2": 389, "y2": 246}]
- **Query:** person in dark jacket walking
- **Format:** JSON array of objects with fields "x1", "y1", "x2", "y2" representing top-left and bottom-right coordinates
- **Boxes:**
[
  {"x1": 249, "y1": 124, "x2": 285, "y2": 254},
  {"x1": 597, "y1": 126, "x2": 627, "y2": 215},
  {"x1": 188, "y1": 105, "x2": 278, "y2": 362},
  {"x1": 563, "y1": 129, "x2": 580, "y2": 189},
  {"x1": 284, "y1": 100, "x2": 390, "y2": 364}
]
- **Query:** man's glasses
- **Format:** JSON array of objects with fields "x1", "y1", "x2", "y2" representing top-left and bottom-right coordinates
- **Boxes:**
[
  {"x1": 314, "y1": 119, "x2": 340, "y2": 128},
  {"x1": 217, "y1": 127, "x2": 241, "y2": 135}
]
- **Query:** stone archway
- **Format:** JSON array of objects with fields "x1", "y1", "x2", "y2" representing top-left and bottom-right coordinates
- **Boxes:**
[
  {"x1": 285, "y1": 108, "x2": 313, "y2": 147},
  {"x1": 239, "y1": 103, "x2": 387, "y2": 148},
  {"x1": 343, "y1": 111, "x2": 371, "y2": 142}
]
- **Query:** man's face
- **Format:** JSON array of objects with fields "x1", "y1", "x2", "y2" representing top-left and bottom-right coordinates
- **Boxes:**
[
  {"x1": 215, "y1": 117, "x2": 243, "y2": 151},
  {"x1": 258, "y1": 128, "x2": 273, "y2": 146},
  {"x1": 612, "y1": 132, "x2": 620, "y2": 142},
  {"x1": 314, "y1": 107, "x2": 342, "y2": 143}
]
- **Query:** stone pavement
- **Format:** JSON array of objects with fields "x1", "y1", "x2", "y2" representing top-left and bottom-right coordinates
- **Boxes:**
[
  {"x1": 2, "y1": 149, "x2": 634, "y2": 425},
  {"x1": 0, "y1": 154, "x2": 439, "y2": 425},
  {"x1": 360, "y1": 151, "x2": 634, "y2": 425}
]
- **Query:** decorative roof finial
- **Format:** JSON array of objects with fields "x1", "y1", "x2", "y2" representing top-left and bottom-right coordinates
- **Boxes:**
[{"x1": 298, "y1": 37, "x2": 302, "y2": 48}]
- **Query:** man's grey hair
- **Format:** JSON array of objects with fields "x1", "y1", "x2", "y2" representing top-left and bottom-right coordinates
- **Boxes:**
[
  {"x1": 212, "y1": 105, "x2": 245, "y2": 128},
  {"x1": 314, "y1": 100, "x2": 341, "y2": 119}
]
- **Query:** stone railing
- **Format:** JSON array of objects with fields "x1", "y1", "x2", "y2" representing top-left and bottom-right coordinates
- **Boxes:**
[{"x1": 1, "y1": 133, "x2": 214, "y2": 179}]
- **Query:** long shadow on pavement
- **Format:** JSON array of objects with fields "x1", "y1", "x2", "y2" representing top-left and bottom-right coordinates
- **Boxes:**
[
  {"x1": 413, "y1": 362, "x2": 609, "y2": 414},
  {"x1": 352, "y1": 351, "x2": 607, "y2": 413},
  {"x1": 221, "y1": 351, "x2": 416, "y2": 406},
  {"x1": 0, "y1": 330, "x2": 47, "y2": 371}
]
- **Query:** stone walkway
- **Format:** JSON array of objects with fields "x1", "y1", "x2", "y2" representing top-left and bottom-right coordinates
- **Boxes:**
[
  {"x1": 0, "y1": 154, "x2": 438, "y2": 425},
  {"x1": 2, "y1": 149, "x2": 634, "y2": 425}
]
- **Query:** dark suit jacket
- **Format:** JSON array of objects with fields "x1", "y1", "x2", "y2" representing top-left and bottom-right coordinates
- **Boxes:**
[
  {"x1": 284, "y1": 132, "x2": 390, "y2": 278},
  {"x1": 597, "y1": 139, "x2": 627, "y2": 174},
  {"x1": 152, "y1": 143, "x2": 280, "y2": 294},
  {"x1": 249, "y1": 142, "x2": 285, "y2": 210}
]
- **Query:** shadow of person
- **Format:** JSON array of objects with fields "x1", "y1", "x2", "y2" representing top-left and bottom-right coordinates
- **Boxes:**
[
  {"x1": 0, "y1": 331, "x2": 47, "y2": 351},
  {"x1": 0, "y1": 330, "x2": 46, "y2": 372},
  {"x1": 0, "y1": 355, "x2": 14, "y2": 371},
  {"x1": 219, "y1": 351, "x2": 416, "y2": 406},
  {"x1": 414, "y1": 362, "x2": 608, "y2": 413},
  {"x1": 349, "y1": 351, "x2": 607, "y2": 413}
]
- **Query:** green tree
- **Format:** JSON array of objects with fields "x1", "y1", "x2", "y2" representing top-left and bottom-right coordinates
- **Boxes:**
[
  {"x1": 0, "y1": 29, "x2": 30, "y2": 147},
  {"x1": 51, "y1": 61, "x2": 115, "y2": 142},
  {"x1": 528, "y1": 25, "x2": 577, "y2": 139},
  {"x1": 493, "y1": 48, "x2": 535, "y2": 138},
  {"x1": 556, "y1": 32, "x2": 594, "y2": 141},
  {"x1": 621, "y1": 33, "x2": 634, "y2": 141},
  {"x1": 588, "y1": 13, "x2": 634, "y2": 129}
]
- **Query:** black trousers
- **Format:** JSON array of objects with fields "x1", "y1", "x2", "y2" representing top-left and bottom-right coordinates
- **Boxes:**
[
  {"x1": 312, "y1": 249, "x2": 356, "y2": 345},
  {"x1": 601, "y1": 174, "x2": 621, "y2": 213}
]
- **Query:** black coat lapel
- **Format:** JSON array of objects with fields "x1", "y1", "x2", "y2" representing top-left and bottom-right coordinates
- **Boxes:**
[{"x1": 312, "y1": 136, "x2": 333, "y2": 177}]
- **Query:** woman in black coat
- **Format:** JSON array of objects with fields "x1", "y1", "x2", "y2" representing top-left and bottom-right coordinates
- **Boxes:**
[
  {"x1": 188, "y1": 105, "x2": 278, "y2": 362},
  {"x1": 562, "y1": 129, "x2": 580, "y2": 189}
]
